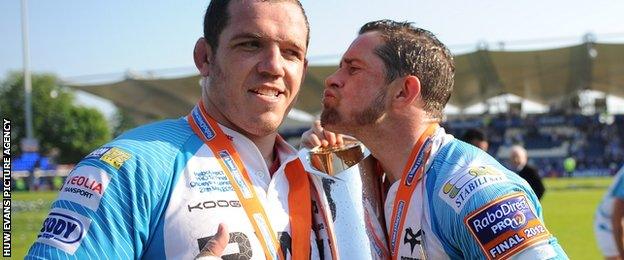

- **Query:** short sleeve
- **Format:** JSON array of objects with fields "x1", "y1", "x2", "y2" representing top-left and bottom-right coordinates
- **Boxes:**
[
  {"x1": 439, "y1": 165, "x2": 568, "y2": 259},
  {"x1": 26, "y1": 146, "x2": 167, "y2": 259}
]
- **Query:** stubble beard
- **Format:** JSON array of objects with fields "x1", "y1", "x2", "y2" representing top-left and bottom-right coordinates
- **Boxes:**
[{"x1": 320, "y1": 89, "x2": 387, "y2": 132}]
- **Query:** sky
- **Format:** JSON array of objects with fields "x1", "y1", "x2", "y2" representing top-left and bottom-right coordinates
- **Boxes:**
[{"x1": 1, "y1": 0, "x2": 624, "y2": 117}]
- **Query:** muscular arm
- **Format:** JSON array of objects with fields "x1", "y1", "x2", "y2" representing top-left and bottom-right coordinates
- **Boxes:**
[{"x1": 613, "y1": 198, "x2": 624, "y2": 258}]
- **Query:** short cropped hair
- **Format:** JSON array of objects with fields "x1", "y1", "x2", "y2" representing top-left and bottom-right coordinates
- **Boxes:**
[
  {"x1": 203, "y1": 0, "x2": 310, "y2": 52},
  {"x1": 359, "y1": 20, "x2": 455, "y2": 119},
  {"x1": 462, "y1": 128, "x2": 487, "y2": 144}
]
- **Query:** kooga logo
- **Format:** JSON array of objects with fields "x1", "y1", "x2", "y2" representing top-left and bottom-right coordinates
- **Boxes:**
[{"x1": 38, "y1": 212, "x2": 85, "y2": 244}]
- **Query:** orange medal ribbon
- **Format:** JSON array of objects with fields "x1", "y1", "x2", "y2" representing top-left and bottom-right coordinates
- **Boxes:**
[
  {"x1": 187, "y1": 101, "x2": 311, "y2": 260},
  {"x1": 388, "y1": 124, "x2": 438, "y2": 259}
]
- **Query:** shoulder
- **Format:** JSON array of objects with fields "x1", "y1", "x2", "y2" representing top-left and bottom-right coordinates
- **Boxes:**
[
  {"x1": 431, "y1": 162, "x2": 526, "y2": 215},
  {"x1": 425, "y1": 141, "x2": 556, "y2": 258},
  {"x1": 428, "y1": 139, "x2": 532, "y2": 213},
  {"x1": 66, "y1": 118, "x2": 201, "y2": 207},
  {"x1": 113, "y1": 118, "x2": 196, "y2": 152},
  {"x1": 612, "y1": 166, "x2": 624, "y2": 198},
  {"x1": 83, "y1": 118, "x2": 197, "y2": 169},
  {"x1": 26, "y1": 119, "x2": 201, "y2": 258}
]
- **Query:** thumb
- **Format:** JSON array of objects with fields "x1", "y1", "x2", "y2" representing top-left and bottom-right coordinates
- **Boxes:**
[{"x1": 197, "y1": 223, "x2": 230, "y2": 258}]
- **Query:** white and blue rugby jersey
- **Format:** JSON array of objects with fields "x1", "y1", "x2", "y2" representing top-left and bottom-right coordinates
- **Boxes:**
[
  {"x1": 384, "y1": 128, "x2": 568, "y2": 260},
  {"x1": 26, "y1": 117, "x2": 334, "y2": 259},
  {"x1": 595, "y1": 166, "x2": 624, "y2": 236}
]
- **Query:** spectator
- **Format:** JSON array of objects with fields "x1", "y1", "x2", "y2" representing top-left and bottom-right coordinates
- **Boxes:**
[
  {"x1": 461, "y1": 128, "x2": 489, "y2": 152},
  {"x1": 564, "y1": 157, "x2": 577, "y2": 177},
  {"x1": 510, "y1": 145, "x2": 546, "y2": 200}
]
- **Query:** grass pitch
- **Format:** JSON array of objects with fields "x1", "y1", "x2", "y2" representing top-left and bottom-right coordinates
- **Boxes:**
[
  {"x1": 12, "y1": 191, "x2": 58, "y2": 259},
  {"x1": 9, "y1": 177, "x2": 615, "y2": 259},
  {"x1": 541, "y1": 177, "x2": 612, "y2": 259}
]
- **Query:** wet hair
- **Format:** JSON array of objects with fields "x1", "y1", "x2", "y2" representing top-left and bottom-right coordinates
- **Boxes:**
[
  {"x1": 203, "y1": 0, "x2": 310, "y2": 52},
  {"x1": 359, "y1": 19, "x2": 454, "y2": 119}
]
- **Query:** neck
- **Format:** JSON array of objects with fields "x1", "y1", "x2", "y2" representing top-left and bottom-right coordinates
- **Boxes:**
[
  {"x1": 353, "y1": 113, "x2": 436, "y2": 183},
  {"x1": 257, "y1": 136, "x2": 278, "y2": 168},
  {"x1": 201, "y1": 96, "x2": 278, "y2": 168}
]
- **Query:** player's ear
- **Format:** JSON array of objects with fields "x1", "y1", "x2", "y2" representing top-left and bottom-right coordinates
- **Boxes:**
[
  {"x1": 301, "y1": 58, "x2": 309, "y2": 83},
  {"x1": 391, "y1": 75, "x2": 421, "y2": 108},
  {"x1": 194, "y1": 38, "x2": 212, "y2": 77}
]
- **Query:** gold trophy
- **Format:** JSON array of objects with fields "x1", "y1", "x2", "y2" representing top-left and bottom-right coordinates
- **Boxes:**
[{"x1": 309, "y1": 140, "x2": 365, "y2": 176}]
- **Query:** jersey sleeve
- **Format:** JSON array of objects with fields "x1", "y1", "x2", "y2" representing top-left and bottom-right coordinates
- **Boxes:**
[
  {"x1": 612, "y1": 166, "x2": 624, "y2": 199},
  {"x1": 434, "y1": 164, "x2": 568, "y2": 260},
  {"x1": 25, "y1": 144, "x2": 174, "y2": 259}
]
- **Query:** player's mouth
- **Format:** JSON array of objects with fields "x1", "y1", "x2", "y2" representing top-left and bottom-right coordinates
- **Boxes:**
[
  {"x1": 249, "y1": 86, "x2": 285, "y2": 100},
  {"x1": 322, "y1": 90, "x2": 338, "y2": 105}
]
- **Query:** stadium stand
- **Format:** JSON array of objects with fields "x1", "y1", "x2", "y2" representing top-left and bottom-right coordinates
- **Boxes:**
[
  {"x1": 444, "y1": 114, "x2": 624, "y2": 177},
  {"x1": 12, "y1": 152, "x2": 56, "y2": 172},
  {"x1": 11, "y1": 152, "x2": 72, "y2": 191}
]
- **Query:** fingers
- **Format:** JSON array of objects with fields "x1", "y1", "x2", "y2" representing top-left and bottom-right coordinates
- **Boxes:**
[
  {"x1": 317, "y1": 120, "x2": 343, "y2": 147},
  {"x1": 197, "y1": 223, "x2": 229, "y2": 258},
  {"x1": 212, "y1": 223, "x2": 229, "y2": 254},
  {"x1": 335, "y1": 133, "x2": 345, "y2": 146},
  {"x1": 300, "y1": 129, "x2": 322, "y2": 149},
  {"x1": 300, "y1": 120, "x2": 344, "y2": 149},
  {"x1": 323, "y1": 129, "x2": 338, "y2": 147}
]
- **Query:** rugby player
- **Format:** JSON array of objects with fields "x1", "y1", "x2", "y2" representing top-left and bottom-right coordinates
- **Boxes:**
[
  {"x1": 594, "y1": 165, "x2": 624, "y2": 260},
  {"x1": 302, "y1": 19, "x2": 568, "y2": 259},
  {"x1": 27, "y1": 1, "x2": 336, "y2": 259}
]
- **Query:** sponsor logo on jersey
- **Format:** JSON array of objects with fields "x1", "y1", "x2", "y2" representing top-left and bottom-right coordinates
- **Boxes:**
[
  {"x1": 192, "y1": 106, "x2": 215, "y2": 140},
  {"x1": 189, "y1": 170, "x2": 234, "y2": 193},
  {"x1": 403, "y1": 227, "x2": 423, "y2": 255},
  {"x1": 187, "y1": 200, "x2": 241, "y2": 212},
  {"x1": 100, "y1": 147, "x2": 131, "y2": 169},
  {"x1": 35, "y1": 208, "x2": 92, "y2": 255},
  {"x1": 464, "y1": 193, "x2": 551, "y2": 260},
  {"x1": 439, "y1": 165, "x2": 508, "y2": 213},
  {"x1": 85, "y1": 147, "x2": 111, "y2": 159},
  {"x1": 58, "y1": 165, "x2": 111, "y2": 211},
  {"x1": 219, "y1": 150, "x2": 253, "y2": 199},
  {"x1": 405, "y1": 138, "x2": 432, "y2": 186}
]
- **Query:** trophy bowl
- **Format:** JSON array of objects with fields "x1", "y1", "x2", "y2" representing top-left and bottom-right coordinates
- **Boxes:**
[{"x1": 309, "y1": 140, "x2": 365, "y2": 176}]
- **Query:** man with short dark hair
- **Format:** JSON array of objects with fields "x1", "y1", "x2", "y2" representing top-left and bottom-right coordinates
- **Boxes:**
[
  {"x1": 461, "y1": 128, "x2": 489, "y2": 152},
  {"x1": 303, "y1": 19, "x2": 567, "y2": 259},
  {"x1": 27, "y1": 1, "x2": 336, "y2": 259}
]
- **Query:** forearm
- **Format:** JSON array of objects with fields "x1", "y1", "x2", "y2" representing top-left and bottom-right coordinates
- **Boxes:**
[{"x1": 612, "y1": 198, "x2": 624, "y2": 258}]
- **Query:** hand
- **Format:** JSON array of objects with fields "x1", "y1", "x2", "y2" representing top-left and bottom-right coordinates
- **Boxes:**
[
  {"x1": 300, "y1": 120, "x2": 345, "y2": 149},
  {"x1": 196, "y1": 223, "x2": 229, "y2": 259}
]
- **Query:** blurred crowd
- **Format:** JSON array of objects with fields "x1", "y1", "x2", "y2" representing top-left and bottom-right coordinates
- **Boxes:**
[{"x1": 444, "y1": 113, "x2": 624, "y2": 177}]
